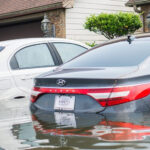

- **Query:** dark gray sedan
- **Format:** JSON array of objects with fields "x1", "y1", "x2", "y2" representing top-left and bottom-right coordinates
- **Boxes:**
[{"x1": 30, "y1": 34, "x2": 150, "y2": 113}]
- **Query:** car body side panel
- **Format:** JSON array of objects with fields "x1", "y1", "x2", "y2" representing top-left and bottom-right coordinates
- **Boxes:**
[
  {"x1": 0, "y1": 47, "x2": 17, "y2": 99},
  {"x1": 10, "y1": 67, "x2": 56, "y2": 94}
]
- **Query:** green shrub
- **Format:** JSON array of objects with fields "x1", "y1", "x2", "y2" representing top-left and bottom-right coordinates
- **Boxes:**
[
  {"x1": 84, "y1": 12, "x2": 142, "y2": 39},
  {"x1": 85, "y1": 41, "x2": 96, "y2": 47}
]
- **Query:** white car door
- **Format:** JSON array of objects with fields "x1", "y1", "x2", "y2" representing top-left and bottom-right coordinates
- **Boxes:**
[{"x1": 9, "y1": 43, "x2": 57, "y2": 95}]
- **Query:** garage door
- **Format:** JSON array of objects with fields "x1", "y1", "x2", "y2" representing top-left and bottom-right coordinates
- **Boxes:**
[{"x1": 0, "y1": 20, "x2": 43, "y2": 41}]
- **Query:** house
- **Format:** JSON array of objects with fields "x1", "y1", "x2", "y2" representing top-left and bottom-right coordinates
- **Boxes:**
[
  {"x1": 126, "y1": 0, "x2": 150, "y2": 33},
  {"x1": 0, "y1": 0, "x2": 133, "y2": 43}
]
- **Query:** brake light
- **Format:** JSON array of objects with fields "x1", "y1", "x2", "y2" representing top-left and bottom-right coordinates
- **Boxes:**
[
  {"x1": 31, "y1": 83, "x2": 150, "y2": 107},
  {"x1": 97, "y1": 83, "x2": 150, "y2": 106},
  {"x1": 30, "y1": 90, "x2": 41, "y2": 103},
  {"x1": 88, "y1": 91, "x2": 130, "y2": 99}
]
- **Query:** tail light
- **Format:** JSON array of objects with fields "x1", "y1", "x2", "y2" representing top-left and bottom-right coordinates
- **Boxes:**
[
  {"x1": 31, "y1": 83, "x2": 150, "y2": 107},
  {"x1": 30, "y1": 90, "x2": 41, "y2": 103}
]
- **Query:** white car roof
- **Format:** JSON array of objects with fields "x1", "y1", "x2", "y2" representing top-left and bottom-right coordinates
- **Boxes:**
[{"x1": 0, "y1": 38, "x2": 89, "y2": 48}]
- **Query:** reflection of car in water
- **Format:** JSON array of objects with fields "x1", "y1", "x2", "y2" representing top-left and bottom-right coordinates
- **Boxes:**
[
  {"x1": 32, "y1": 112, "x2": 150, "y2": 142},
  {"x1": 94, "y1": 120, "x2": 150, "y2": 141},
  {"x1": 11, "y1": 112, "x2": 150, "y2": 149}
]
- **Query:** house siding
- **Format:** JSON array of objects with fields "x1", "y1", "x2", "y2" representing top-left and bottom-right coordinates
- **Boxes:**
[{"x1": 66, "y1": 0, "x2": 133, "y2": 44}]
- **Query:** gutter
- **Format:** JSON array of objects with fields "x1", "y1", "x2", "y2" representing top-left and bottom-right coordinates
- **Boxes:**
[
  {"x1": 126, "y1": 0, "x2": 150, "y2": 7},
  {"x1": 125, "y1": 0, "x2": 142, "y2": 13}
]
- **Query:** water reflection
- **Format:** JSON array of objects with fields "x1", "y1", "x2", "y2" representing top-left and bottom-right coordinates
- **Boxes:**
[{"x1": 11, "y1": 112, "x2": 150, "y2": 149}]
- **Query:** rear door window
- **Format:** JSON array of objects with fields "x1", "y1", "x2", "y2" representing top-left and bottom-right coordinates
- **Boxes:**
[
  {"x1": 53, "y1": 43, "x2": 87, "y2": 63},
  {"x1": 14, "y1": 44, "x2": 55, "y2": 69}
]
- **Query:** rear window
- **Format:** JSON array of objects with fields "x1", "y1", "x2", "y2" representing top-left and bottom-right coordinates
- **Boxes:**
[
  {"x1": 62, "y1": 41, "x2": 150, "y2": 68},
  {"x1": 0, "y1": 46, "x2": 5, "y2": 52}
]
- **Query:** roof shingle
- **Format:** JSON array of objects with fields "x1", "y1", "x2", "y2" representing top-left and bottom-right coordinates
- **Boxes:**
[{"x1": 0, "y1": 0, "x2": 64, "y2": 15}]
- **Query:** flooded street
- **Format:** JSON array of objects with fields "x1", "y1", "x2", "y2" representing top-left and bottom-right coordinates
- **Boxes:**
[{"x1": 1, "y1": 98, "x2": 150, "y2": 150}]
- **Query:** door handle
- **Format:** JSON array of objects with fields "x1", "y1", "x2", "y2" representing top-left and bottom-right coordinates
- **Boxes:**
[
  {"x1": 21, "y1": 75, "x2": 33, "y2": 80},
  {"x1": 21, "y1": 77, "x2": 33, "y2": 80}
]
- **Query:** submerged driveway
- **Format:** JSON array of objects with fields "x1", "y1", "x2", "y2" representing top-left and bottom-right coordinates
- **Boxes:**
[
  {"x1": 1, "y1": 97, "x2": 150, "y2": 150},
  {"x1": 0, "y1": 97, "x2": 31, "y2": 150}
]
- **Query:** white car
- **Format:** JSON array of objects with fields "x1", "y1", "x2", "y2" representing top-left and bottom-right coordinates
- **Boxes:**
[{"x1": 0, "y1": 38, "x2": 89, "y2": 100}]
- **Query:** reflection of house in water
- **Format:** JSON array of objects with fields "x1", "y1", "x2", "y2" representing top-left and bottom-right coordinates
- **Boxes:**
[
  {"x1": 11, "y1": 112, "x2": 150, "y2": 149},
  {"x1": 12, "y1": 122, "x2": 39, "y2": 147}
]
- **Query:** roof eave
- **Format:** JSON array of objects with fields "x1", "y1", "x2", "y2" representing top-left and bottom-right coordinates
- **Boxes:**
[
  {"x1": 0, "y1": 0, "x2": 74, "y2": 20},
  {"x1": 126, "y1": 1, "x2": 150, "y2": 7}
]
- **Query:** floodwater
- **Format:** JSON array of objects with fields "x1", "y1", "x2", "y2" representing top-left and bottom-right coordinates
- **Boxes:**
[{"x1": 1, "y1": 98, "x2": 150, "y2": 150}]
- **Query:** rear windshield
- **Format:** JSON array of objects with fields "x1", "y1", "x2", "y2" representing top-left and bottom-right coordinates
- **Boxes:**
[
  {"x1": 0, "y1": 46, "x2": 5, "y2": 52},
  {"x1": 62, "y1": 41, "x2": 150, "y2": 68}
]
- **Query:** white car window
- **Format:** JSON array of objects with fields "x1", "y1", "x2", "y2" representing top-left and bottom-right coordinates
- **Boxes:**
[
  {"x1": 53, "y1": 43, "x2": 87, "y2": 63},
  {"x1": 15, "y1": 44, "x2": 54, "y2": 69}
]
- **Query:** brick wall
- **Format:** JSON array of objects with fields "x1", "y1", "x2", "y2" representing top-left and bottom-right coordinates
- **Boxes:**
[
  {"x1": 47, "y1": 9, "x2": 66, "y2": 38},
  {"x1": 141, "y1": 5, "x2": 150, "y2": 32}
]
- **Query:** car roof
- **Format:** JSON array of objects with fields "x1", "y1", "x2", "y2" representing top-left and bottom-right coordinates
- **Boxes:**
[
  {"x1": 91, "y1": 33, "x2": 150, "y2": 50},
  {"x1": 108, "y1": 33, "x2": 150, "y2": 43},
  {"x1": 0, "y1": 38, "x2": 89, "y2": 48}
]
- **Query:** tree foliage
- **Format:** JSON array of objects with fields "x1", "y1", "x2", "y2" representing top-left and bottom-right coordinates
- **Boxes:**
[{"x1": 84, "y1": 12, "x2": 142, "y2": 39}]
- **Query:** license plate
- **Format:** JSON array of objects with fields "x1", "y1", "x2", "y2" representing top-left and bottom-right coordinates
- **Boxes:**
[
  {"x1": 54, "y1": 112, "x2": 76, "y2": 128},
  {"x1": 54, "y1": 95, "x2": 75, "y2": 111}
]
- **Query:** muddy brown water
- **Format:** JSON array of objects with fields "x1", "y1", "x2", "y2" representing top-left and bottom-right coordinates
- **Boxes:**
[{"x1": 1, "y1": 98, "x2": 150, "y2": 150}]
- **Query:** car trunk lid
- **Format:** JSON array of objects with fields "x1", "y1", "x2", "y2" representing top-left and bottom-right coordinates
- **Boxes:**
[{"x1": 35, "y1": 67, "x2": 138, "y2": 88}]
